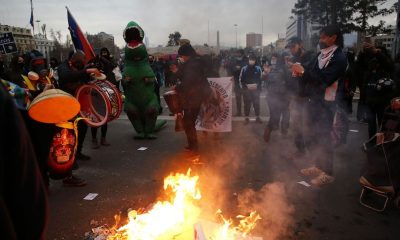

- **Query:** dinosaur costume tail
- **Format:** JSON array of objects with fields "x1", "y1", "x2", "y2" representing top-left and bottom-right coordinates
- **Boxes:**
[{"x1": 154, "y1": 119, "x2": 167, "y2": 132}]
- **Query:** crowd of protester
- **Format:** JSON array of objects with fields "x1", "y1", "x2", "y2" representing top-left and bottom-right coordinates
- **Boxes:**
[{"x1": 1, "y1": 24, "x2": 400, "y2": 239}]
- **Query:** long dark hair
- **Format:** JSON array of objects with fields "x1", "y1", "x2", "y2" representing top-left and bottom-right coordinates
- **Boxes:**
[{"x1": 320, "y1": 25, "x2": 343, "y2": 48}]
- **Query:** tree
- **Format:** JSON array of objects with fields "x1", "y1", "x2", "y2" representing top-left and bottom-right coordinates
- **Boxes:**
[
  {"x1": 292, "y1": 0, "x2": 395, "y2": 35},
  {"x1": 349, "y1": 0, "x2": 395, "y2": 36},
  {"x1": 49, "y1": 28, "x2": 71, "y2": 61},
  {"x1": 166, "y1": 32, "x2": 182, "y2": 46}
]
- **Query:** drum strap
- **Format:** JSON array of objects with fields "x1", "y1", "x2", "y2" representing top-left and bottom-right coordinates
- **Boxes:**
[
  {"x1": 21, "y1": 75, "x2": 35, "y2": 91},
  {"x1": 21, "y1": 75, "x2": 52, "y2": 91}
]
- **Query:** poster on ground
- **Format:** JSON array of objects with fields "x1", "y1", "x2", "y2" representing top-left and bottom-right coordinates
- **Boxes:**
[{"x1": 196, "y1": 77, "x2": 233, "y2": 132}]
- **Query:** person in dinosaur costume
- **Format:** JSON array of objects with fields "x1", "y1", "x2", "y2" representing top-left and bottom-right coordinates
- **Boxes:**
[{"x1": 122, "y1": 21, "x2": 166, "y2": 139}]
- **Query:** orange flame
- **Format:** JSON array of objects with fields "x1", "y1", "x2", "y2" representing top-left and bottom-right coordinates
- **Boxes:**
[
  {"x1": 215, "y1": 209, "x2": 261, "y2": 239},
  {"x1": 107, "y1": 169, "x2": 260, "y2": 240}
]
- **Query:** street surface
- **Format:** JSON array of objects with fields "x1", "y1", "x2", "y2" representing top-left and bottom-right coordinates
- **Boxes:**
[{"x1": 47, "y1": 91, "x2": 400, "y2": 240}]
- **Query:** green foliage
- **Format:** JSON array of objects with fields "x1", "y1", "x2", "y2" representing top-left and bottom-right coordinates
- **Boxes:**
[
  {"x1": 292, "y1": 0, "x2": 395, "y2": 35},
  {"x1": 166, "y1": 32, "x2": 182, "y2": 47}
]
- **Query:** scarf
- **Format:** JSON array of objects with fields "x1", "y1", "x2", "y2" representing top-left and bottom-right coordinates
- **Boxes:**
[{"x1": 318, "y1": 45, "x2": 338, "y2": 69}]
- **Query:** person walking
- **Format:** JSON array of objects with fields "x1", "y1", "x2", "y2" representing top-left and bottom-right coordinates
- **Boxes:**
[{"x1": 175, "y1": 44, "x2": 211, "y2": 155}]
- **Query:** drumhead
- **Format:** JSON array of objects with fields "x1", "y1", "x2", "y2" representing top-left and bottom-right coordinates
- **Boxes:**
[
  {"x1": 28, "y1": 89, "x2": 80, "y2": 124},
  {"x1": 76, "y1": 84, "x2": 109, "y2": 127},
  {"x1": 76, "y1": 80, "x2": 122, "y2": 127}
]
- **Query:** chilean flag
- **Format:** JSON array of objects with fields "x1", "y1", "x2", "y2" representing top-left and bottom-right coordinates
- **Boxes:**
[{"x1": 67, "y1": 7, "x2": 95, "y2": 62}]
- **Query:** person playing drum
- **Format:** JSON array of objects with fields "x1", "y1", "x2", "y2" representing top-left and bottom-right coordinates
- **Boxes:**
[{"x1": 58, "y1": 50, "x2": 101, "y2": 186}]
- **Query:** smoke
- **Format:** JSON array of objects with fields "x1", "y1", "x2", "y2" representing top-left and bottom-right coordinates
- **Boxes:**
[
  {"x1": 237, "y1": 182, "x2": 295, "y2": 240},
  {"x1": 197, "y1": 131, "x2": 297, "y2": 239}
]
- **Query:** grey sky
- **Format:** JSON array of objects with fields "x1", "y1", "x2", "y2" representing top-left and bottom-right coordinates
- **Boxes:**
[{"x1": 0, "y1": 0, "x2": 397, "y2": 48}]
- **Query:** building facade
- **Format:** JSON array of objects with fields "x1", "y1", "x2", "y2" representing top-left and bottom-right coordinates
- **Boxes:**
[
  {"x1": 34, "y1": 33, "x2": 55, "y2": 62},
  {"x1": 87, "y1": 31, "x2": 116, "y2": 55},
  {"x1": 0, "y1": 25, "x2": 36, "y2": 54},
  {"x1": 372, "y1": 27, "x2": 395, "y2": 52},
  {"x1": 246, "y1": 33, "x2": 262, "y2": 48},
  {"x1": 285, "y1": 15, "x2": 321, "y2": 50}
]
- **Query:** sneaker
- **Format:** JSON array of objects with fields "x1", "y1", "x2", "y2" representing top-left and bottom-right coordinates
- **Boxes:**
[
  {"x1": 76, "y1": 152, "x2": 91, "y2": 161},
  {"x1": 63, "y1": 175, "x2": 87, "y2": 187},
  {"x1": 92, "y1": 139, "x2": 100, "y2": 149},
  {"x1": 255, "y1": 117, "x2": 262, "y2": 123},
  {"x1": 311, "y1": 173, "x2": 335, "y2": 186},
  {"x1": 185, "y1": 151, "x2": 202, "y2": 164},
  {"x1": 300, "y1": 166, "x2": 323, "y2": 176},
  {"x1": 100, "y1": 137, "x2": 111, "y2": 146},
  {"x1": 244, "y1": 118, "x2": 250, "y2": 125}
]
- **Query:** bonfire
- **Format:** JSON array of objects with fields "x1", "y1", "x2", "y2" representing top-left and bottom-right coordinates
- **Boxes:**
[{"x1": 88, "y1": 169, "x2": 261, "y2": 240}]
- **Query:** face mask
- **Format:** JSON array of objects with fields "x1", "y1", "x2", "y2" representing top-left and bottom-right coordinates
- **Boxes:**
[
  {"x1": 18, "y1": 62, "x2": 25, "y2": 69},
  {"x1": 270, "y1": 59, "x2": 277, "y2": 65},
  {"x1": 294, "y1": 49, "x2": 302, "y2": 57},
  {"x1": 319, "y1": 42, "x2": 329, "y2": 50},
  {"x1": 249, "y1": 60, "x2": 256, "y2": 65}
]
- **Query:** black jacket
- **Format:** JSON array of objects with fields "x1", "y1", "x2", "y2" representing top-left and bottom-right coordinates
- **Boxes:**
[
  {"x1": 0, "y1": 82, "x2": 48, "y2": 240},
  {"x1": 228, "y1": 57, "x2": 247, "y2": 91},
  {"x1": 58, "y1": 60, "x2": 91, "y2": 95},
  {"x1": 303, "y1": 48, "x2": 347, "y2": 101},
  {"x1": 239, "y1": 64, "x2": 262, "y2": 90},
  {"x1": 287, "y1": 50, "x2": 315, "y2": 97},
  {"x1": 175, "y1": 56, "x2": 211, "y2": 109}
]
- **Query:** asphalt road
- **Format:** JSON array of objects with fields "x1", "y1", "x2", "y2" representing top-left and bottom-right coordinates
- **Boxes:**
[{"x1": 47, "y1": 93, "x2": 400, "y2": 240}]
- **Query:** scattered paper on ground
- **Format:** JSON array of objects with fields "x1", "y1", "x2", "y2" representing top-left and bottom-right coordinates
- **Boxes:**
[
  {"x1": 84, "y1": 193, "x2": 98, "y2": 200},
  {"x1": 349, "y1": 129, "x2": 359, "y2": 133},
  {"x1": 137, "y1": 147, "x2": 148, "y2": 151},
  {"x1": 297, "y1": 181, "x2": 311, "y2": 187}
]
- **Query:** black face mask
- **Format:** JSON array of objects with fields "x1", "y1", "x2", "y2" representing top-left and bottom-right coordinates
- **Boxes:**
[
  {"x1": 17, "y1": 62, "x2": 25, "y2": 69},
  {"x1": 319, "y1": 42, "x2": 329, "y2": 50},
  {"x1": 294, "y1": 49, "x2": 302, "y2": 58}
]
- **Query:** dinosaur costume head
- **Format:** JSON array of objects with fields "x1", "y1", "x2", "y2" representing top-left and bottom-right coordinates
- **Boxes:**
[{"x1": 123, "y1": 21, "x2": 148, "y2": 61}]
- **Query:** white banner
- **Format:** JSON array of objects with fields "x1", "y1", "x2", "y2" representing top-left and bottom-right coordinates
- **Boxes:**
[{"x1": 196, "y1": 77, "x2": 233, "y2": 132}]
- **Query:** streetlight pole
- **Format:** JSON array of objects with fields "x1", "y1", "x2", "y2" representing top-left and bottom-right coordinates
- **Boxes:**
[
  {"x1": 234, "y1": 24, "x2": 238, "y2": 49},
  {"x1": 393, "y1": 0, "x2": 400, "y2": 58},
  {"x1": 36, "y1": 20, "x2": 41, "y2": 35}
]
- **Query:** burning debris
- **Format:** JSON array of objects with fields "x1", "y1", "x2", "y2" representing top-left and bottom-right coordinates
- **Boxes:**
[{"x1": 85, "y1": 169, "x2": 262, "y2": 240}]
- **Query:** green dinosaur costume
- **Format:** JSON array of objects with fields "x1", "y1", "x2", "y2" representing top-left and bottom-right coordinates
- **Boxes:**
[{"x1": 122, "y1": 21, "x2": 166, "y2": 139}]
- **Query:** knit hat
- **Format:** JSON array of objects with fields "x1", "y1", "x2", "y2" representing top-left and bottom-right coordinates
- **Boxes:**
[{"x1": 178, "y1": 44, "x2": 196, "y2": 57}]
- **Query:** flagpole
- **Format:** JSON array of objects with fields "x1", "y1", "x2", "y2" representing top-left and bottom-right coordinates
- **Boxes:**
[{"x1": 30, "y1": 0, "x2": 34, "y2": 35}]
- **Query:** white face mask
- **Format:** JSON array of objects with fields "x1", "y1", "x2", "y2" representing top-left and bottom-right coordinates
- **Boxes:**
[
  {"x1": 271, "y1": 59, "x2": 277, "y2": 65},
  {"x1": 249, "y1": 60, "x2": 256, "y2": 65}
]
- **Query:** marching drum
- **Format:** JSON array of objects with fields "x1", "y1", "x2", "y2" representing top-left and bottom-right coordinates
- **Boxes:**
[
  {"x1": 28, "y1": 89, "x2": 80, "y2": 124},
  {"x1": 163, "y1": 90, "x2": 184, "y2": 132},
  {"x1": 163, "y1": 90, "x2": 182, "y2": 114},
  {"x1": 75, "y1": 80, "x2": 122, "y2": 127},
  {"x1": 47, "y1": 121, "x2": 79, "y2": 179}
]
